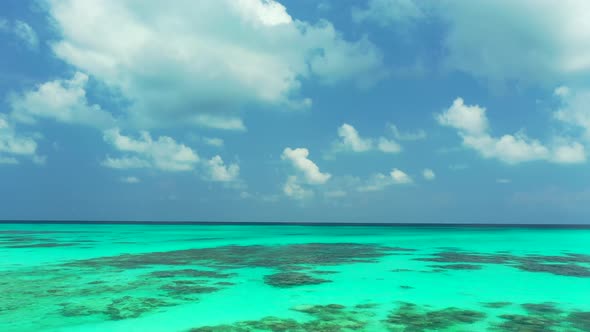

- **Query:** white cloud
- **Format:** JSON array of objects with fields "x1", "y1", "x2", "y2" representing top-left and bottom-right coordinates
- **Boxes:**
[
  {"x1": 389, "y1": 123, "x2": 426, "y2": 141},
  {"x1": 337, "y1": 123, "x2": 372, "y2": 152},
  {"x1": 497, "y1": 178, "x2": 511, "y2": 184},
  {"x1": 0, "y1": 114, "x2": 44, "y2": 164},
  {"x1": 103, "y1": 128, "x2": 199, "y2": 171},
  {"x1": 13, "y1": 21, "x2": 39, "y2": 49},
  {"x1": 191, "y1": 115, "x2": 246, "y2": 132},
  {"x1": 551, "y1": 141, "x2": 586, "y2": 164},
  {"x1": 357, "y1": 173, "x2": 392, "y2": 192},
  {"x1": 283, "y1": 175, "x2": 313, "y2": 200},
  {"x1": 352, "y1": 0, "x2": 424, "y2": 27},
  {"x1": 357, "y1": 167, "x2": 412, "y2": 191},
  {"x1": 422, "y1": 168, "x2": 435, "y2": 180},
  {"x1": 333, "y1": 123, "x2": 401, "y2": 154},
  {"x1": 438, "y1": 98, "x2": 586, "y2": 164},
  {"x1": 121, "y1": 176, "x2": 140, "y2": 183},
  {"x1": 203, "y1": 137, "x2": 224, "y2": 147},
  {"x1": 435, "y1": 0, "x2": 590, "y2": 84},
  {"x1": 281, "y1": 147, "x2": 331, "y2": 200},
  {"x1": 553, "y1": 86, "x2": 590, "y2": 140},
  {"x1": 436, "y1": 98, "x2": 488, "y2": 136},
  {"x1": 46, "y1": 0, "x2": 384, "y2": 130},
  {"x1": 9, "y1": 72, "x2": 115, "y2": 129},
  {"x1": 102, "y1": 156, "x2": 150, "y2": 169},
  {"x1": 282, "y1": 147, "x2": 331, "y2": 184},
  {"x1": 391, "y1": 168, "x2": 412, "y2": 184},
  {"x1": 377, "y1": 137, "x2": 402, "y2": 153},
  {"x1": 554, "y1": 86, "x2": 571, "y2": 98},
  {"x1": 352, "y1": 1, "x2": 590, "y2": 86},
  {"x1": 206, "y1": 155, "x2": 240, "y2": 182},
  {"x1": 462, "y1": 133, "x2": 550, "y2": 164}
]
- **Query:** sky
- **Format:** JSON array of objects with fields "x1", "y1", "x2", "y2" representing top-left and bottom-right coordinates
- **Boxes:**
[{"x1": 1, "y1": 0, "x2": 590, "y2": 223}]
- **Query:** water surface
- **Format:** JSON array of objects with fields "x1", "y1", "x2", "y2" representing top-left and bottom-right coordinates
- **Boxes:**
[{"x1": 1, "y1": 223, "x2": 590, "y2": 331}]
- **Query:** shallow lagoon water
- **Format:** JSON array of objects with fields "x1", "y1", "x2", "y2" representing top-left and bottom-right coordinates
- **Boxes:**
[{"x1": 1, "y1": 223, "x2": 590, "y2": 331}]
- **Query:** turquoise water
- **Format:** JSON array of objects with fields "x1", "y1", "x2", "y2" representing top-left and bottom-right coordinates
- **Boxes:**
[{"x1": 1, "y1": 223, "x2": 590, "y2": 331}]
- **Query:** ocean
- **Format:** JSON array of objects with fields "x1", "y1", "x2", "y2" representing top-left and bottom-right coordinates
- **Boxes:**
[{"x1": 1, "y1": 222, "x2": 589, "y2": 331}]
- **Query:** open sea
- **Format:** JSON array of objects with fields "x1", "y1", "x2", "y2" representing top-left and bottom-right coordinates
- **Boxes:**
[{"x1": 1, "y1": 222, "x2": 590, "y2": 331}]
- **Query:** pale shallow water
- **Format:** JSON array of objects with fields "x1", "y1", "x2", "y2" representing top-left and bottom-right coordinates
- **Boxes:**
[{"x1": 1, "y1": 223, "x2": 590, "y2": 331}]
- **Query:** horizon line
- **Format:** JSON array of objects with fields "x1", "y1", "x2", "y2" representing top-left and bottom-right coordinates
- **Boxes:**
[{"x1": 1, "y1": 220, "x2": 590, "y2": 228}]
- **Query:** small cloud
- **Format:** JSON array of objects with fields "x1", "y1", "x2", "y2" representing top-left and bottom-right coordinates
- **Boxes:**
[
  {"x1": 121, "y1": 176, "x2": 140, "y2": 184},
  {"x1": 32, "y1": 155, "x2": 46, "y2": 165},
  {"x1": 389, "y1": 123, "x2": 426, "y2": 141},
  {"x1": 554, "y1": 86, "x2": 570, "y2": 98},
  {"x1": 203, "y1": 137, "x2": 224, "y2": 147},
  {"x1": 317, "y1": 1, "x2": 331, "y2": 11},
  {"x1": 357, "y1": 168, "x2": 413, "y2": 192},
  {"x1": 423, "y1": 168, "x2": 435, "y2": 180},
  {"x1": 283, "y1": 175, "x2": 314, "y2": 200},
  {"x1": 377, "y1": 137, "x2": 401, "y2": 153},
  {"x1": 0, "y1": 19, "x2": 39, "y2": 50},
  {"x1": 391, "y1": 168, "x2": 413, "y2": 184},
  {"x1": 282, "y1": 147, "x2": 331, "y2": 185},
  {"x1": 0, "y1": 156, "x2": 19, "y2": 165},
  {"x1": 497, "y1": 178, "x2": 511, "y2": 184},
  {"x1": 13, "y1": 20, "x2": 39, "y2": 49},
  {"x1": 206, "y1": 155, "x2": 239, "y2": 182},
  {"x1": 332, "y1": 123, "x2": 402, "y2": 155}
]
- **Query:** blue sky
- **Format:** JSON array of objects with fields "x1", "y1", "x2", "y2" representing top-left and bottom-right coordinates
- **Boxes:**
[{"x1": 1, "y1": 0, "x2": 590, "y2": 223}]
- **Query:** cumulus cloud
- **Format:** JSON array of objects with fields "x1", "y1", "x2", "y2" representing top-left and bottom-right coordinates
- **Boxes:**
[
  {"x1": 102, "y1": 128, "x2": 199, "y2": 171},
  {"x1": 281, "y1": 147, "x2": 331, "y2": 200},
  {"x1": 9, "y1": 72, "x2": 115, "y2": 129},
  {"x1": 46, "y1": 0, "x2": 385, "y2": 130},
  {"x1": 206, "y1": 155, "x2": 240, "y2": 182},
  {"x1": 337, "y1": 123, "x2": 372, "y2": 152},
  {"x1": 282, "y1": 147, "x2": 331, "y2": 184},
  {"x1": 0, "y1": 115, "x2": 44, "y2": 164},
  {"x1": 550, "y1": 141, "x2": 586, "y2": 164},
  {"x1": 422, "y1": 168, "x2": 435, "y2": 180},
  {"x1": 437, "y1": 98, "x2": 586, "y2": 164},
  {"x1": 436, "y1": 98, "x2": 488, "y2": 136},
  {"x1": 333, "y1": 123, "x2": 401, "y2": 154},
  {"x1": 0, "y1": 19, "x2": 39, "y2": 49}
]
